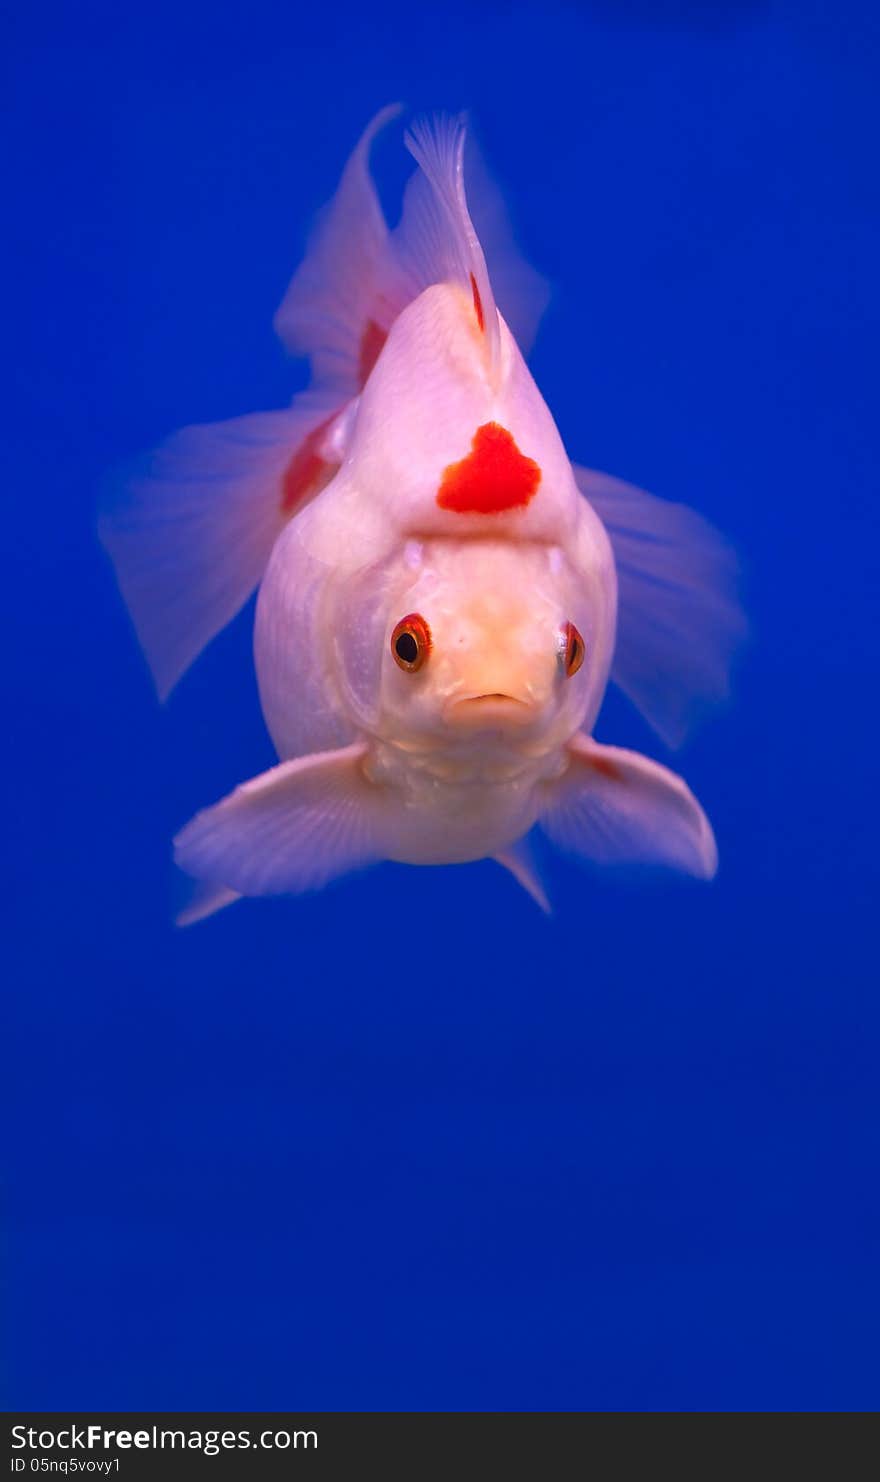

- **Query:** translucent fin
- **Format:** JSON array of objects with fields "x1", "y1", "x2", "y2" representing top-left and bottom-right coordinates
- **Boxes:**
[
  {"x1": 273, "y1": 104, "x2": 403, "y2": 392},
  {"x1": 464, "y1": 133, "x2": 550, "y2": 356},
  {"x1": 104, "y1": 109, "x2": 548, "y2": 703},
  {"x1": 494, "y1": 838, "x2": 552, "y2": 913},
  {"x1": 176, "y1": 878, "x2": 241, "y2": 927},
  {"x1": 395, "y1": 113, "x2": 501, "y2": 367},
  {"x1": 174, "y1": 742, "x2": 386, "y2": 897},
  {"x1": 99, "y1": 395, "x2": 342, "y2": 699},
  {"x1": 275, "y1": 108, "x2": 546, "y2": 376},
  {"x1": 540, "y1": 733, "x2": 717, "y2": 879},
  {"x1": 574, "y1": 466, "x2": 747, "y2": 748}
]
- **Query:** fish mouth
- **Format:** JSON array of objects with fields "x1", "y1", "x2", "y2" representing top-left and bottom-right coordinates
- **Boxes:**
[{"x1": 447, "y1": 694, "x2": 536, "y2": 729}]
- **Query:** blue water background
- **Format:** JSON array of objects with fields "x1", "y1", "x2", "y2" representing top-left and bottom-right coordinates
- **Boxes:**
[{"x1": 4, "y1": 0, "x2": 878, "y2": 1410}]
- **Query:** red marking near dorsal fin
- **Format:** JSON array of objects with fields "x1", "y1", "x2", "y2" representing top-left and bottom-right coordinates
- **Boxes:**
[
  {"x1": 358, "y1": 318, "x2": 387, "y2": 388},
  {"x1": 280, "y1": 415, "x2": 340, "y2": 516},
  {"x1": 589, "y1": 754, "x2": 622, "y2": 782},
  {"x1": 469, "y1": 272, "x2": 484, "y2": 334},
  {"x1": 437, "y1": 422, "x2": 541, "y2": 515}
]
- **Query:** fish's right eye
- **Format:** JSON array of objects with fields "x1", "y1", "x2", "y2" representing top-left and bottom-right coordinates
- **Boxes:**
[
  {"x1": 561, "y1": 621, "x2": 586, "y2": 677},
  {"x1": 391, "y1": 613, "x2": 432, "y2": 672}
]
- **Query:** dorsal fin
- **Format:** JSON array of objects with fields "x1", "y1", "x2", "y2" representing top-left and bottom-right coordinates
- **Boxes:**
[
  {"x1": 463, "y1": 131, "x2": 550, "y2": 357},
  {"x1": 394, "y1": 113, "x2": 502, "y2": 371}
]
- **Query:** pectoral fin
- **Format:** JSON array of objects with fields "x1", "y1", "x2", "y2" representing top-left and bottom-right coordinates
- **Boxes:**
[
  {"x1": 540, "y1": 734, "x2": 717, "y2": 879},
  {"x1": 174, "y1": 742, "x2": 387, "y2": 898}
]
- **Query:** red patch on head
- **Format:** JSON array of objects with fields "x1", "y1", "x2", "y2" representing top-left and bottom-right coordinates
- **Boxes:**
[
  {"x1": 280, "y1": 415, "x2": 339, "y2": 516},
  {"x1": 589, "y1": 755, "x2": 622, "y2": 783},
  {"x1": 358, "y1": 318, "x2": 387, "y2": 388},
  {"x1": 469, "y1": 272, "x2": 484, "y2": 333},
  {"x1": 437, "y1": 422, "x2": 541, "y2": 516}
]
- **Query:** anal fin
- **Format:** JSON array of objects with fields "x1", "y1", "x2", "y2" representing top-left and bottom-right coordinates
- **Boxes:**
[
  {"x1": 175, "y1": 878, "x2": 241, "y2": 928},
  {"x1": 494, "y1": 837, "x2": 551, "y2": 914}
]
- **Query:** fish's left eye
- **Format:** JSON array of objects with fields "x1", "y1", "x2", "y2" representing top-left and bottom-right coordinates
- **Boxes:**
[
  {"x1": 561, "y1": 621, "x2": 585, "y2": 677},
  {"x1": 391, "y1": 613, "x2": 432, "y2": 672}
]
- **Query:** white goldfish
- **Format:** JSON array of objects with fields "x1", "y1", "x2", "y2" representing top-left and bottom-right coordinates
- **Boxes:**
[{"x1": 100, "y1": 108, "x2": 744, "y2": 917}]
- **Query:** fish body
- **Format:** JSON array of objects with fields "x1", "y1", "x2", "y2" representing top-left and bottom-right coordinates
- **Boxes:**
[
  {"x1": 101, "y1": 110, "x2": 744, "y2": 914},
  {"x1": 255, "y1": 282, "x2": 615, "y2": 869}
]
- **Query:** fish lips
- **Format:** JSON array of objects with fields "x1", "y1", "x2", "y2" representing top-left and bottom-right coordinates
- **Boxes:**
[{"x1": 444, "y1": 693, "x2": 540, "y2": 731}]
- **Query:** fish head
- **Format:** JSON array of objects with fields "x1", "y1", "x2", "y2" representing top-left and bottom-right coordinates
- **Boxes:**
[{"x1": 335, "y1": 536, "x2": 614, "y2": 755}]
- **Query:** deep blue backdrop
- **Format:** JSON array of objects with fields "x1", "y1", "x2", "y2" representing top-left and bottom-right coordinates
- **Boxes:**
[{"x1": 4, "y1": 0, "x2": 878, "y2": 1411}]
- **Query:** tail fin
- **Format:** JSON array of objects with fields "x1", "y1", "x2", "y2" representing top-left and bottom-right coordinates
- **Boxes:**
[
  {"x1": 99, "y1": 395, "x2": 343, "y2": 699},
  {"x1": 574, "y1": 466, "x2": 747, "y2": 748},
  {"x1": 103, "y1": 108, "x2": 548, "y2": 697},
  {"x1": 273, "y1": 104, "x2": 403, "y2": 393}
]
